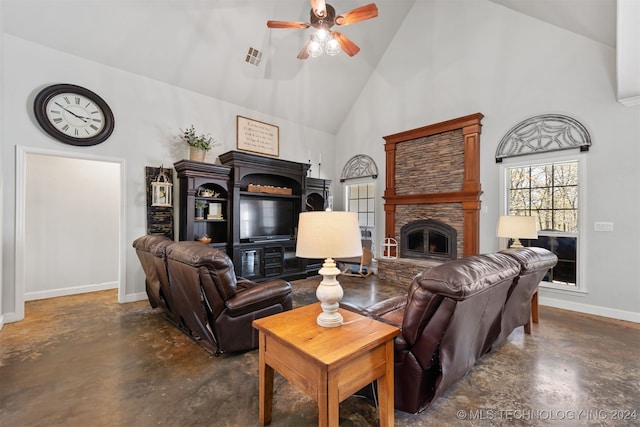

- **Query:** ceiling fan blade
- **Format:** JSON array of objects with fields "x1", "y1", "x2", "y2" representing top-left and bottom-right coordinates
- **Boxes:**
[
  {"x1": 332, "y1": 32, "x2": 360, "y2": 57},
  {"x1": 310, "y1": 0, "x2": 327, "y2": 18},
  {"x1": 297, "y1": 38, "x2": 311, "y2": 60},
  {"x1": 335, "y1": 3, "x2": 379, "y2": 26},
  {"x1": 267, "y1": 20, "x2": 310, "y2": 29}
]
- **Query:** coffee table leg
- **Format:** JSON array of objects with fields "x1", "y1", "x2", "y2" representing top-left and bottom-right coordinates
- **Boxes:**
[
  {"x1": 259, "y1": 333, "x2": 273, "y2": 425},
  {"x1": 377, "y1": 341, "x2": 395, "y2": 427}
]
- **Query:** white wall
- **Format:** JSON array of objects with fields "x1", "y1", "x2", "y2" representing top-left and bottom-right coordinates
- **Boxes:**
[
  {"x1": 1, "y1": 35, "x2": 336, "y2": 321},
  {"x1": 335, "y1": 0, "x2": 640, "y2": 320},
  {"x1": 0, "y1": 0, "x2": 5, "y2": 329},
  {"x1": 24, "y1": 154, "x2": 120, "y2": 299}
]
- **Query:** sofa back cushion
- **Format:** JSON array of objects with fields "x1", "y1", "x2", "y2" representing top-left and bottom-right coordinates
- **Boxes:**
[
  {"x1": 500, "y1": 247, "x2": 558, "y2": 275},
  {"x1": 496, "y1": 247, "x2": 558, "y2": 344},
  {"x1": 132, "y1": 235, "x2": 175, "y2": 308},
  {"x1": 132, "y1": 235, "x2": 174, "y2": 278},
  {"x1": 403, "y1": 253, "x2": 520, "y2": 347},
  {"x1": 166, "y1": 242, "x2": 238, "y2": 301}
]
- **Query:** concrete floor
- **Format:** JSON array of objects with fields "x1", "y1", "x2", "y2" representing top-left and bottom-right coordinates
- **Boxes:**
[{"x1": 1, "y1": 275, "x2": 639, "y2": 426}]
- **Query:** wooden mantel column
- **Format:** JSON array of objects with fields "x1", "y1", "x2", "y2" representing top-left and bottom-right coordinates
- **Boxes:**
[
  {"x1": 383, "y1": 113, "x2": 484, "y2": 257},
  {"x1": 383, "y1": 139, "x2": 398, "y2": 246}
]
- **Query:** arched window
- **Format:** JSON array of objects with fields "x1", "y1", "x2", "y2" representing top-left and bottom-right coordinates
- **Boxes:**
[
  {"x1": 496, "y1": 114, "x2": 591, "y2": 162},
  {"x1": 341, "y1": 155, "x2": 379, "y2": 254},
  {"x1": 340, "y1": 154, "x2": 378, "y2": 182},
  {"x1": 497, "y1": 114, "x2": 590, "y2": 292}
]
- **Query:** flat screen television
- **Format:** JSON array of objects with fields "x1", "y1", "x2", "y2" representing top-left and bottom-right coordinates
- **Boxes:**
[{"x1": 240, "y1": 197, "x2": 296, "y2": 242}]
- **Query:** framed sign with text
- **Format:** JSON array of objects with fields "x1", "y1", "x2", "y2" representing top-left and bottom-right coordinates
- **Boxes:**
[{"x1": 236, "y1": 116, "x2": 279, "y2": 157}]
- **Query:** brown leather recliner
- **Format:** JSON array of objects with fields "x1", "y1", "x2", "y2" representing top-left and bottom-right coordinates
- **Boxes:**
[
  {"x1": 496, "y1": 247, "x2": 558, "y2": 346},
  {"x1": 132, "y1": 235, "x2": 182, "y2": 327},
  {"x1": 165, "y1": 241, "x2": 292, "y2": 355},
  {"x1": 343, "y1": 252, "x2": 522, "y2": 414}
]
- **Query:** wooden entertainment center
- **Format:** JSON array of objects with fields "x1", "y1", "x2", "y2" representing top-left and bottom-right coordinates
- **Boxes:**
[{"x1": 175, "y1": 151, "x2": 329, "y2": 282}]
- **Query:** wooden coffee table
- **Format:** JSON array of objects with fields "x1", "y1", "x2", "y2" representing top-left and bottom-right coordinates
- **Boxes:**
[{"x1": 252, "y1": 302, "x2": 400, "y2": 427}]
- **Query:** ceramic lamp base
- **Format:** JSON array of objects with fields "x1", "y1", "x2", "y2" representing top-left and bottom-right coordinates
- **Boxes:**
[{"x1": 315, "y1": 258, "x2": 344, "y2": 328}]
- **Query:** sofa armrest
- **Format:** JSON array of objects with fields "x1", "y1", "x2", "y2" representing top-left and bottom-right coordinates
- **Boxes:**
[
  {"x1": 226, "y1": 279, "x2": 291, "y2": 317},
  {"x1": 340, "y1": 301, "x2": 368, "y2": 313},
  {"x1": 363, "y1": 296, "x2": 407, "y2": 317}
]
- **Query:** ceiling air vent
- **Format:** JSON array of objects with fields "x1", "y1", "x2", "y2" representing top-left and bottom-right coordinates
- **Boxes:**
[{"x1": 245, "y1": 47, "x2": 263, "y2": 67}]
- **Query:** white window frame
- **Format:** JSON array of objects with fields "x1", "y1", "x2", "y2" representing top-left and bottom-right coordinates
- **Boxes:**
[
  {"x1": 344, "y1": 178, "x2": 376, "y2": 253},
  {"x1": 499, "y1": 152, "x2": 588, "y2": 295}
]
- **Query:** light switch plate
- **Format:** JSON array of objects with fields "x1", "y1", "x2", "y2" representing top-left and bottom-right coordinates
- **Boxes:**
[{"x1": 594, "y1": 222, "x2": 614, "y2": 232}]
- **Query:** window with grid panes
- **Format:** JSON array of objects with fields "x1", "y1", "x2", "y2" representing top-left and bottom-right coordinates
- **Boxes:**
[
  {"x1": 504, "y1": 158, "x2": 582, "y2": 289},
  {"x1": 346, "y1": 182, "x2": 375, "y2": 239}
]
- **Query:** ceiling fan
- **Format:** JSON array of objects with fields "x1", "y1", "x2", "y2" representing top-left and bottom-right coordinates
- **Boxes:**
[{"x1": 267, "y1": 0, "x2": 378, "y2": 59}]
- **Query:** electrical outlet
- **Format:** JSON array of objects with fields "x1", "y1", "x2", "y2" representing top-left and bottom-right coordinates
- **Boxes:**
[{"x1": 594, "y1": 222, "x2": 614, "y2": 232}]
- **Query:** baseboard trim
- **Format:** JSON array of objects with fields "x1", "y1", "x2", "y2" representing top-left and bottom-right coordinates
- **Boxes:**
[
  {"x1": 539, "y1": 296, "x2": 640, "y2": 323},
  {"x1": 3, "y1": 311, "x2": 23, "y2": 323},
  {"x1": 24, "y1": 281, "x2": 118, "y2": 302},
  {"x1": 121, "y1": 292, "x2": 148, "y2": 303}
]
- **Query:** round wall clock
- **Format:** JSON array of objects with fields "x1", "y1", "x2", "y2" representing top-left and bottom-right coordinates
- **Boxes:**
[{"x1": 33, "y1": 83, "x2": 115, "y2": 146}]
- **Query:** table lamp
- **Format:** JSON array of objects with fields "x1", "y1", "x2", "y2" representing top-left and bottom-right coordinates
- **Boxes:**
[
  {"x1": 497, "y1": 215, "x2": 538, "y2": 248},
  {"x1": 296, "y1": 210, "x2": 362, "y2": 327}
]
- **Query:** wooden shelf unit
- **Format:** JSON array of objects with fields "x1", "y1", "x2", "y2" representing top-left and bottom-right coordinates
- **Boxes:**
[
  {"x1": 219, "y1": 150, "x2": 310, "y2": 281},
  {"x1": 174, "y1": 160, "x2": 231, "y2": 250}
]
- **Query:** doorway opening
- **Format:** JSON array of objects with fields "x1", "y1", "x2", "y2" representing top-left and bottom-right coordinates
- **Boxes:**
[{"x1": 15, "y1": 147, "x2": 125, "y2": 319}]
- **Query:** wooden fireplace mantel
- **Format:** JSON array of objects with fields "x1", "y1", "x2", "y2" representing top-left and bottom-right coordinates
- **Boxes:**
[{"x1": 383, "y1": 113, "x2": 484, "y2": 257}]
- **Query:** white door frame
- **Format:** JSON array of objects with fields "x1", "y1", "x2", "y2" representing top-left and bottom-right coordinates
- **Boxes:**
[{"x1": 14, "y1": 146, "x2": 126, "y2": 320}]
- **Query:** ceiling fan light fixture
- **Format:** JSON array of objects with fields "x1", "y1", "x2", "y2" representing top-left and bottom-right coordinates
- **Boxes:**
[
  {"x1": 325, "y1": 37, "x2": 341, "y2": 56},
  {"x1": 313, "y1": 29, "x2": 330, "y2": 42},
  {"x1": 267, "y1": 1, "x2": 378, "y2": 59},
  {"x1": 307, "y1": 39, "x2": 323, "y2": 57}
]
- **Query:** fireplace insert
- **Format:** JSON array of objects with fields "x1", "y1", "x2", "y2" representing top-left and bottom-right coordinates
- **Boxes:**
[{"x1": 400, "y1": 219, "x2": 457, "y2": 261}]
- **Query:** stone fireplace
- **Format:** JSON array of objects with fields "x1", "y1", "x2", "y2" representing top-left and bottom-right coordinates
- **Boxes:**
[{"x1": 377, "y1": 113, "x2": 483, "y2": 282}]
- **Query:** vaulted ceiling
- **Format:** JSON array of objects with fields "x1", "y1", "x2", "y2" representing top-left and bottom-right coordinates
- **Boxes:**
[{"x1": 3, "y1": 0, "x2": 625, "y2": 134}]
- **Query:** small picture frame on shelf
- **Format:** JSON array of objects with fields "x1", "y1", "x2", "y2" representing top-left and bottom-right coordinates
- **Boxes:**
[{"x1": 207, "y1": 202, "x2": 223, "y2": 219}]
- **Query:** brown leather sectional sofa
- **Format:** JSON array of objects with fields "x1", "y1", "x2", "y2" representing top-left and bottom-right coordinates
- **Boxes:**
[
  {"x1": 133, "y1": 235, "x2": 292, "y2": 355},
  {"x1": 343, "y1": 247, "x2": 557, "y2": 414}
]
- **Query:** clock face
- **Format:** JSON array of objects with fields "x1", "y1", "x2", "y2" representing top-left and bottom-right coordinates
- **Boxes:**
[
  {"x1": 45, "y1": 92, "x2": 106, "y2": 139},
  {"x1": 34, "y1": 84, "x2": 115, "y2": 146}
]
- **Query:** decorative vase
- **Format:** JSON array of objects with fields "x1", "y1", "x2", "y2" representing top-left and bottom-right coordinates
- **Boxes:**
[
  {"x1": 195, "y1": 207, "x2": 205, "y2": 219},
  {"x1": 189, "y1": 146, "x2": 206, "y2": 162}
]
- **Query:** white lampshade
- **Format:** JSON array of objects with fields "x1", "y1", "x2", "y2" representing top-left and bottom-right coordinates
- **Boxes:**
[
  {"x1": 296, "y1": 211, "x2": 362, "y2": 259},
  {"x1": 296, "y1": 210, "x2": 362, "y2": 328},
  {"x1": 497, "y1": 215, "x2": 538, "y2": 248}
]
